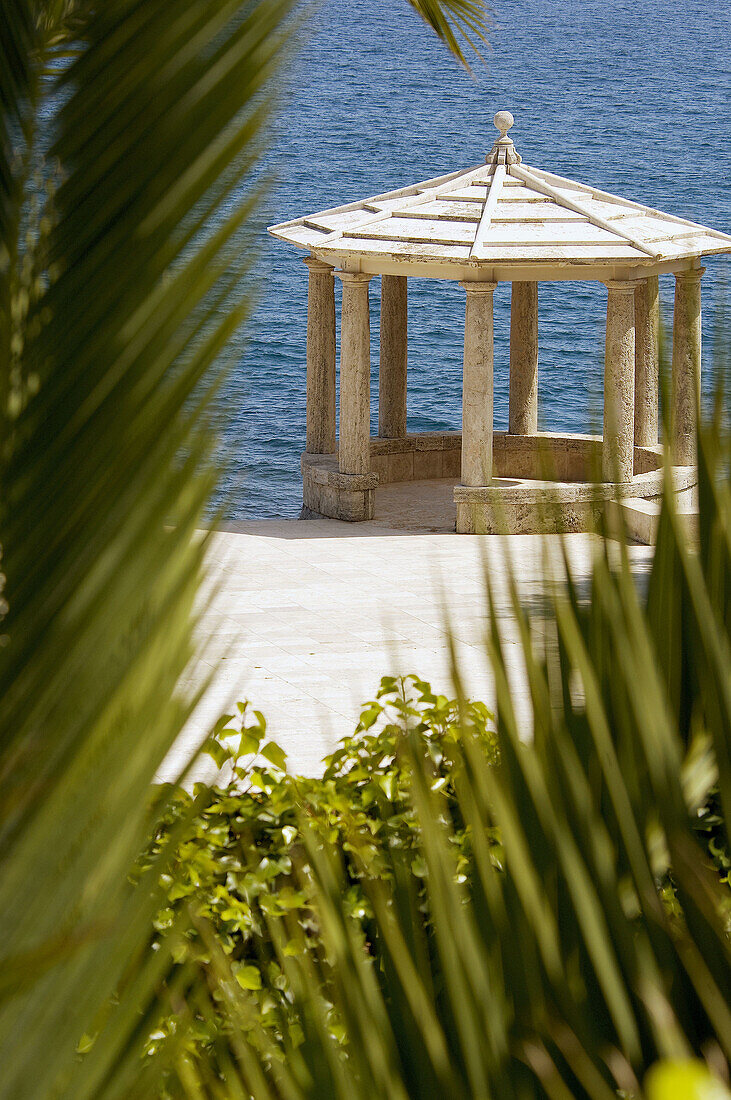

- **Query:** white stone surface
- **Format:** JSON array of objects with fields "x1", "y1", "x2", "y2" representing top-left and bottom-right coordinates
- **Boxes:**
[
  {"x1": 493, "y1": 110, "x2": 514, "y2": 136},
  {"x1": 162, "y1": 485, "x2": 654, "y2": 784},
  {"x1": 608, "y1": 497, "x2": 699, "y2": 547}
]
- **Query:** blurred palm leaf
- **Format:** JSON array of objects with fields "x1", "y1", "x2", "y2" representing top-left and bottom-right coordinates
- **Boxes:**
[
  {"x1": 406, "y1": 0, "x2": 490, "y2": 66},
  {"x1": 0, "y1": 0, "x2": 296, "y2": 1095},
  {"x1": 0, "y1": 0, "x2": 37, "y2": 417}
]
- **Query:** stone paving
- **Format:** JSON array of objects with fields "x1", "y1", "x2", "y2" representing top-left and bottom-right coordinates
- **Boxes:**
[{"x1": 162, "y1": 480, "x2": 655, "y2": 783}]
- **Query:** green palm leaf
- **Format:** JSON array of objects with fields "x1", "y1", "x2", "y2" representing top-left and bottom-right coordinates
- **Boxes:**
[
  {"x1": 0, "y1": 0, "x2": 295, "y2": 1095},
  {"x1": 406, "y1": 0, "x2": 490, "y2": 66}
]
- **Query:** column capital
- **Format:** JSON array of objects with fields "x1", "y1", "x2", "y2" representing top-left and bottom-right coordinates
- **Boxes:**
[
  {"x1": 336, "y1": 270, "x2": 373, "y2": 286},
  {"x1": 303, "y1": 254, "x2": 334, "y2": 274},
  {"x1": 460, "y1": 280, "x2": 498, "y2": 294},
  {"x1": 674, "y1": 266, "x2": 706, "y2": 284},
  {"x1": 604, "y1": 278, "x2": 643, "y2": 293}
]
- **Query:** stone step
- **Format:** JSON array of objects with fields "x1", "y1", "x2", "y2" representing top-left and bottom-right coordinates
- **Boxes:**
[{"x1": 606, "y1": 497, "x2": 699, "y2": 546}]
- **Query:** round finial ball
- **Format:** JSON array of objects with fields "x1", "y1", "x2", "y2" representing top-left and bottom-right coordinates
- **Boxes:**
[{"x1": 494, "y1": 110, "x2": 514, "y2": 137}]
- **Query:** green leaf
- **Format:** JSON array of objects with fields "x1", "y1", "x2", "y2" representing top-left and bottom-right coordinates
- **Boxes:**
[
  {"x1": 212, "y1": 714, "x2": 235, "y2": 735},
  {"x1": 379, "y1": 772, "x2": 397, "y2": 801},
  {"x1": 203, "y1": 736, "x2": 232, "y2": 769},
  {"x1": 75, "y1": 1033, "x2": 96, "y2": 1055},
  {"x1": 234, "y1": 964, "x2": 262, "y2": 991},
  {"x1": 239, "y1": 731, "x2": 261, "y2": 757},
  {"x1": 260, "y1": 741, "x2": 287, "y2": 771},
  {"x1": 359, "y1": 704, "x2": 382, "y2": 731}
]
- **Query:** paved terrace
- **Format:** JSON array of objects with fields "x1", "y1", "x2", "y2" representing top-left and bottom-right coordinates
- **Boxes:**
[{"x1": 163, "y1": 479, "x2": 654, "y2": 782}]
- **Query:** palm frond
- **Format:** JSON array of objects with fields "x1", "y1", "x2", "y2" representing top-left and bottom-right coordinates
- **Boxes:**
[
  {"x1": 0, "y1": 0, "x2": 38, "y2": 421},
  {"x1": 405, "y1": 0, "x2": 490, "y2": 67},
  {"x1": 0, "y1": 0, "x2": 295, "y2": 1095}
]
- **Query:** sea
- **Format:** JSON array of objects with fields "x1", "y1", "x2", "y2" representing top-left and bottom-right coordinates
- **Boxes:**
[{"x1": 212, "y1": 0, "x2": 731, "y2": 519}]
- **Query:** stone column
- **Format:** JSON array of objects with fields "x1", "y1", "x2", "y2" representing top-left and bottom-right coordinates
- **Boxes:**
[
  {"x1": 336, "y1": 272, "x2": 372, "y2": 475},
  {"x1": 460, "y1": 282, "x2": 497, "y2": 485},
  {"x1": 378, "y1": 274, "x2": 408, "y2": 438},
  {"x1": 670, "y1": 268, "x2": 704, "y2": 465},
  {"x1": 303, "y1": 256, "x2": 336, "y2": 454},
  {"x1": 603, "y1": 280, "x2": 637, "y2": 484},
  {"x1": 508, "y1": 281, "x2": 538, "y2": 434},
  {"x1": 633, "y1": 275, "x2": 660, "y2": 448}
]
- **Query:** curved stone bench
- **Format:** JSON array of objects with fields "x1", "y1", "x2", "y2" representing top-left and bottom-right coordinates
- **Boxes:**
[{"x1": 301, "y1": 430, "x2": 696, "y2": 532}]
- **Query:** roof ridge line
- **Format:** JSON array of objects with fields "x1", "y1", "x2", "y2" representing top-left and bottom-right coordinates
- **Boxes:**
[
  {"x1": 526, "y1": 166, "x2": 728, "y2": 232},
  {"x1": 511, "y1": 164, "x2": 660, "y2": 258},
  {"x1": 312, "y1": 164, "x2": 490, "y2": 249},
  {"x1": 469, "y1": 164, "x2": 506, "y2": 259},
  {"x1": 267, "y1": 165, "x2": 475, "y2": 234},
  {"x1": 527, "y1": 166, "x2": 731, "y2": 246}
]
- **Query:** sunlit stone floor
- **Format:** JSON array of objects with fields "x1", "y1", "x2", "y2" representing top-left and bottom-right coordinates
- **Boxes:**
[{"x1": 161, "y1": 479, "x2": 654, "y2": 782}]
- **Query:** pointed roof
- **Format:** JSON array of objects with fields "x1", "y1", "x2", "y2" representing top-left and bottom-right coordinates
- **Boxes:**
[{"x1": 268, "y1": 111, "x2": 731, "y2": 280}]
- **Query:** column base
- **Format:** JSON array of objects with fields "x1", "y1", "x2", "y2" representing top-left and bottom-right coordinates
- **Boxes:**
[{"x1": 301, "y1": 453, "x2": 378, "y2": 521}]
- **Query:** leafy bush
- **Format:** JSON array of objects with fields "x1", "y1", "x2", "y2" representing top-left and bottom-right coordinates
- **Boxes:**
[{"x1": 142, "y1": 677, "x2": 498, "y2": 1064}]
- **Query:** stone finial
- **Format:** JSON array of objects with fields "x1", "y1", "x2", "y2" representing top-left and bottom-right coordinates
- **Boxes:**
[
  {"x1": 486, "y1": 109, "x2": 521, "y2": 167},
  {"x1": 494, "y1": 110, "x2": 514, "y2": 137}
]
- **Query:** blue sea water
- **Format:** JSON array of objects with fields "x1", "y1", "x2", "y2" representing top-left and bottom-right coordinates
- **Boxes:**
[{"x1": 214, "y1": 0, "x2": 731, "y2": 519}]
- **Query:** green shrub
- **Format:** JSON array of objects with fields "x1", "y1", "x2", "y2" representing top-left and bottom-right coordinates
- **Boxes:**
[{"x1": 142, "y1": 677, "x2": 498, "y2": 1064}]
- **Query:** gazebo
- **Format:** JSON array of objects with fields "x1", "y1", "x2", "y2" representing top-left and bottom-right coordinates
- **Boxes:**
[{"x1": 268, "y1": 112, "x2": 731, "y2": 533}]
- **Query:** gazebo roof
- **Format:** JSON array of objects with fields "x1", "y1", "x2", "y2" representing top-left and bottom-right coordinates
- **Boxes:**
[{"x1": 269, "y1": 112, "x2": 731, "y2": 281}]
